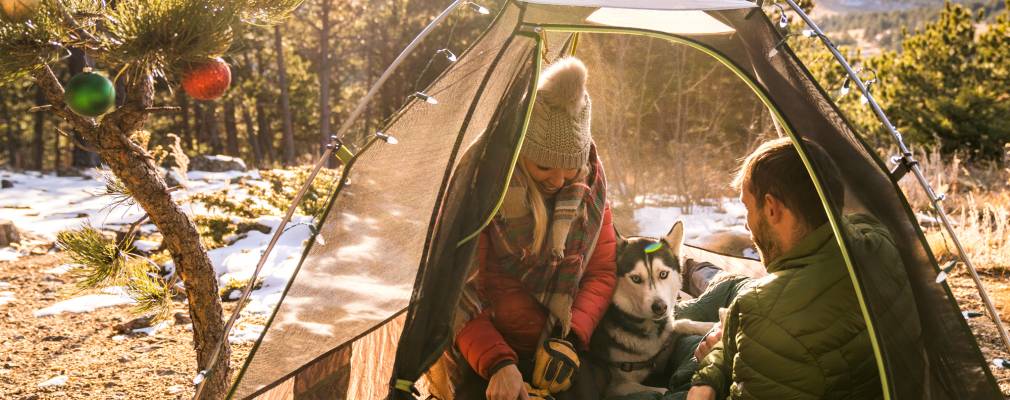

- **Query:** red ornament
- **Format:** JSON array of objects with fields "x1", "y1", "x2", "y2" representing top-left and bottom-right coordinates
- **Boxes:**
[{"x1": 182, "y1": 57, "x2": 231, "y2": 100}]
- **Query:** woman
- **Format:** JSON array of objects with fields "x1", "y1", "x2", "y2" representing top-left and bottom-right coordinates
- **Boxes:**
[{"x1": 452, "y1": 57, "x2": 617, "y2": 400}]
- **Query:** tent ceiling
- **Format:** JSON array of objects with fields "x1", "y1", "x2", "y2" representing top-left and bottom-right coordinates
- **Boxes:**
[
  {"x1": 585, "y1": 8, "x2": 735, "y2": 35},
  {"x1": 519, "y1": 0, "x2": 757, "y2": 11}
]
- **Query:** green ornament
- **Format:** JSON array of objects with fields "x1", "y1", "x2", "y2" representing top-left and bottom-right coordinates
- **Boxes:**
[{"x1": 65, "y1": 72, "x2": 115, "y2": 117}]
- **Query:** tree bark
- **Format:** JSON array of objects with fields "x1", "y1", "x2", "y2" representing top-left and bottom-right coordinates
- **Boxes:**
[
  {"x1": 318, "y1": 0, "x2": 332, "y2": 160},
  {"x1": 223, "y1": 99, "x2": 240, "y2": 157},
  {"x1": 274, "y1": 25, "x2": 295, "y2": 165},
  {"x1": 177, "y1": 91, "x2": 193, "y2": 151},
  {"x1": 253, "y1": 48, "x2": 274, "y2": 165},
  {"x1": 203, "y1": 102, "x2": 222, "y2": 155},
  {"x1": 33, "y1": 65, "x2": 231, "y2": 399},
  {"x1": 1, "y1": 93, "x2": 18, "y2": 168},
  {"x1": 33, "y1": 85, "x2": 45, "y2": 170},
  {"x1": 241, "y1": 105, "x2": 262, "y2": 167}
]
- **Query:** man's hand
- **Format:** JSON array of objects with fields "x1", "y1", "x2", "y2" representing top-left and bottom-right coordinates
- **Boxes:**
[
  {"x1": 487, "y1": 364, "x2": 529, "y2": 400},
  {"x1": 686, "y1": 385, "x2": 717, "y2": 400},
  {"x1": 694, "y1": 323, "x2": 722, "y2": 360}
]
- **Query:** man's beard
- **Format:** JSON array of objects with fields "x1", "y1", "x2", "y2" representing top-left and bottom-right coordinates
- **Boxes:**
[{"x1": 752, "y1": 215, "x2": 781, "y2": 265}]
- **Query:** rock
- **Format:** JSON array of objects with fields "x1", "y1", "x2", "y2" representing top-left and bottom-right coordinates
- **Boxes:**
[
  {"x1": 189, "y1": 154, "x2": 247, "y2": 172},
  {"x1": 0, "y1": 220, "x2": 21, "y2": 247},
  {"x1": 0, "y1": 179, "x2": 11, "y2": 189},
  {"x1": 114, "y1": 316, "x2": 154, "y2": 334},
  {"x1": 117, "y1": 355, "x2": 132, "y2": 363},
  {"x1": 164, "y1": 168, "x2": 188, "y2": 188},
  {"x1": 173, "y1": 312, "x2": 191, "y2": 325}
]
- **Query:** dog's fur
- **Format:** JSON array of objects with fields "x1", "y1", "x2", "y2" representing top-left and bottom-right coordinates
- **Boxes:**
[{"x1": 590, "y1": 221, "x2": 715, "y2": 397}]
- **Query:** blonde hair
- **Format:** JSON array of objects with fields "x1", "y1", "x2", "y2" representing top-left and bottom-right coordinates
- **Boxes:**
[{"x1": 518, "y1": 162, "x2": 549, "y2": 256}]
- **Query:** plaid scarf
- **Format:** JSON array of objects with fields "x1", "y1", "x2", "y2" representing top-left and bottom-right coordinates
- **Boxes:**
[{"x1": 456, "y1": 144, "x2": 607, "y2": 339}]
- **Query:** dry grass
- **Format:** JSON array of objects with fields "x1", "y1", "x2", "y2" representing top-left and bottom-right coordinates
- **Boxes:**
[{"x1": 893, "y1": 145, "x2": 1010, "y2": 274}]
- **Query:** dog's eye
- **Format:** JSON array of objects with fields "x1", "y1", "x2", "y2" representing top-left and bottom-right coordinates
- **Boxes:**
[
  {"x1": 630, "y1": 275, "x2": 643, "y2": 284},
  {"x1": 659, "y1": 270, "x2": 669, "y2": 279}
]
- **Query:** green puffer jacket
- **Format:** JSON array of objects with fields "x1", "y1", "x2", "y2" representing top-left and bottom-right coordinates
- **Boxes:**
[{"x1": 692, "y1": 214, "x2": 889, "y2": 400}]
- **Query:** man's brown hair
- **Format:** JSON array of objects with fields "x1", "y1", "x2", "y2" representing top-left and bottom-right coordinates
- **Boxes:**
[{"x1": 731, "y1": 137, "x2": 845, "y2": 229}]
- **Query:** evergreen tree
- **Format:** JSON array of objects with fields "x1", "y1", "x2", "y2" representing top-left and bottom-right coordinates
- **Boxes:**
[{"x1": 0, "y1": 1, "x2": 301, "y2": 398}]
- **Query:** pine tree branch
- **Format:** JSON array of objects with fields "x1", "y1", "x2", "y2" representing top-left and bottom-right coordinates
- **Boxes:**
[{"x1": 31, "y1": 65, "x2": 98, "y2": 133}]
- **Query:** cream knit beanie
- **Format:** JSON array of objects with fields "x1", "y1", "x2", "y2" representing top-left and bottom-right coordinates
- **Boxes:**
[{"x1": 521, "y1": 57, "x2": 591, "y2": 170}]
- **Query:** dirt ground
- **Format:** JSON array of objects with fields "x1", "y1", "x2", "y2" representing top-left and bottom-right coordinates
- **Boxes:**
[
  {"x1": 0, "y1": 254, "x2": 251, "y2": 399},
  {"x1": 1, "y1": 254, "x2": 1009, "y2": 398}
]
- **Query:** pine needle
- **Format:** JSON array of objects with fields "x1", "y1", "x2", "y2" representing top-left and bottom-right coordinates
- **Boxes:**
[
  {"x1": 56, "y1": 224, "x2": 136, "y2": 290},
  {"x1": 94, "y1": 169, "x2": 135, "y2": 210},
  {"x1": 126, "y1": 271, "x2": 173, "y2": 321}
]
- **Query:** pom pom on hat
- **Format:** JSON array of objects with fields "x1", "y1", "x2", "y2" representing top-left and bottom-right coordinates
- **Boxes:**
[
  {"x1": 522, "y1": 57, "x2": 593, "y2": 170},
  {"x1": 537, "y1": 57, "x2": 588, "y2": 117}
]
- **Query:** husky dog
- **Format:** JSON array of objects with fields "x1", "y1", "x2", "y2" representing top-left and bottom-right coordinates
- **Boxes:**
[{"x1": 591, "y1": 221, "x2": 716, "y2": 397}]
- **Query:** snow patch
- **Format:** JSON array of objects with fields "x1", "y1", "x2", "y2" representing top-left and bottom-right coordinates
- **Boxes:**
[
  {"x1": 634, "y1": 197, "x2": 749, "y2": 242},
  {"x1": 44, "y1": 263, "x2": 76, "y2": 275},
  {"x1": 38, "y1": 375, "x2": 68, "y2": 387},
  {"x1": 132, "y1": 240, "x2": 160, "y2": 252},
  {"x1": 133, "y1": 321, "x2": 171, "y2": 336},
  {"x1": 0, "y1": 247, "x2": 19, "y2": 262},
  {"x1": 0, "y1": 291, "x2": 14, "y2": 307},
  {"x1": 34, "y1": 287, "x2": 135, "y2": 317},
  {"x1": 228, "y1": 323, "x2": 265, "y2": 344}
]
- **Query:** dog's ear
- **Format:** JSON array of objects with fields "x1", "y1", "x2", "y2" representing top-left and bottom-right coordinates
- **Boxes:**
[
  {"x1": 615, "y1": 225, "x2": 628, "y2": 254},
  {"x1": 663, "y1": 220, "x2": 685, "y2": 259}
]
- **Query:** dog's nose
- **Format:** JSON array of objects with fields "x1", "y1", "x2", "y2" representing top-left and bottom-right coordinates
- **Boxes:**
[{"x1": 651, "y1": 300, "x2": 668, "y2": 316}]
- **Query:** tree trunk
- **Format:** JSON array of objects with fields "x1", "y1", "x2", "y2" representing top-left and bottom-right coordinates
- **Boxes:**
[
  {"x1": 224, "y1": 99, "x2": 240, "y2": 157},
  {"x1": 33, "y1": 86, "x2": 45, "y2": 170},
  {"x1": 274, "y1": 25, "x2": 295, "y2": 165},
  {"x1": 241, "y1": 105, "x2": 262, "y2": 167},
  {"x1": 34, "y1": 65, "x2": 231, "y2": 400},
  {"x1": 254, "y1": 48, "x2": 274, "y2": 165},
  {"x1": 1, "y1": 93, "x2": 18, "y2": 168},
  {"x1": 318, "y1": 0, "x2": 332, "y2": 160},
  {"x1": 203, "y1": 102, "x2": 222, "y2": 155},
  {"x1": 177, "y1": 91, "x2": 193, "y2": 151}
]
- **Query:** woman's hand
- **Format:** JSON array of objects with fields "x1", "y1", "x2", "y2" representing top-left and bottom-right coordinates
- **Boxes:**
[
  {"x1": 487, "y1": 363, "x2": 529, "y2": 400},
  {"x1": 686, "y1": 385, "x2": 717, "y2": 400},
  {"x1": 694, "y1": 323, "x2": 722, "y2": 360}
]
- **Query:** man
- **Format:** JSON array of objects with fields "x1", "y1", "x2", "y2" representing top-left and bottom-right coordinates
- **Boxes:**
[{"x1": 687, "y1": 138, "x2": 887, "y2": 400}]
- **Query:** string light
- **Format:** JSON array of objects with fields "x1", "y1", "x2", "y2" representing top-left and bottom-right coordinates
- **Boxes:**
[
  {"x1": 375, "y1": 131, "x2": 399, "y2": 144},
  {"x1": 465, "y1": 1, "x2": 490, "y2": 15},
  {"x1": 801, "y1": 28, "x2": 816, "y2": 38},
  {"x1": 837, "y1": 78, "x2": 851, "y2": 97},
  {"x1": 436, "y1": 48, "x2": 458, "y2": 62},
  {"x1": 770, "y1": 3, "x2": 789, "y2": 28},
  {"x1": 859, "y1": 79, "x2": 876, "y2": 104},
  {"x1": 409, "y1": 91, "x2": 438, "y2": 105}
]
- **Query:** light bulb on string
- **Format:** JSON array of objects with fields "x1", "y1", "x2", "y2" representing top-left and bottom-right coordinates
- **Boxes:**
[
  {"x1": 859, "y1": 79, "x2": 876, "y2": 104},
  {"x1": 375, "y1": 131, "x2": 399, "y2": 144},
  {"x1": 465, "y1": 1, "x2": 490, "y2": 15},
  {"x1": 801, "y1": 29, "x2": 816, "y2": 38},
  {"x1": 837, "y1": 78, "x2": 851, "y2": 98},
  {"x1": 770, "y1": 3, "x2": 789, "y2": 29},
  {"x1": 410, "y1": 91, "x2": 438, "y2": 105},
  {"x1": 437, "y1": 48, "x2": 458, "y2": 63}
]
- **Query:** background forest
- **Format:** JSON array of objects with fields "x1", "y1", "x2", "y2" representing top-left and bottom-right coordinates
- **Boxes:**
[{"x1": 2, "y1": 0, "x2": 1010, "y2": 398}]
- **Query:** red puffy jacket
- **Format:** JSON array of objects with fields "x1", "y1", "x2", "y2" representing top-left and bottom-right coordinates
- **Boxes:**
[{"x1": 455, "y1": 206, "x2": 617, "y2": 379}]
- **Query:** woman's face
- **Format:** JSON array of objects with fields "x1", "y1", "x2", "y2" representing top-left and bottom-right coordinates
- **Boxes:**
[{"x1": 521, "y1": 157, "x2": 578, "y2": 196}]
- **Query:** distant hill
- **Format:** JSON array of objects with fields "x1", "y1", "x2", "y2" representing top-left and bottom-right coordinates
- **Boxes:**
[{"x1": 811, "y1": 0, "x2": 1005, "y2": 54}]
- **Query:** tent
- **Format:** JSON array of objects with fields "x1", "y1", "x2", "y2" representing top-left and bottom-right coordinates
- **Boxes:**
[{"x1": 225, "y1": 1, "x2": 1004, "y2": 399}]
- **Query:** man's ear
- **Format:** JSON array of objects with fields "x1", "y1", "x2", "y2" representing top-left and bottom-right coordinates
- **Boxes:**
[
  {"x1": 763, "y1": 193, "x2": 784, "y2": 224},
  {"x1": 663, "y1": 220, "x2": 685, "y2": 259}
]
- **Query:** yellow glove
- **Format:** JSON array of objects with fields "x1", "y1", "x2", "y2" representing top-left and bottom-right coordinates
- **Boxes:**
[
  {"x1": 531, "y1": 338, "x2": 580, "y2": 393},
  {"x1": 524, "y1": 382, "x2": 555, "y2": 400}
]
